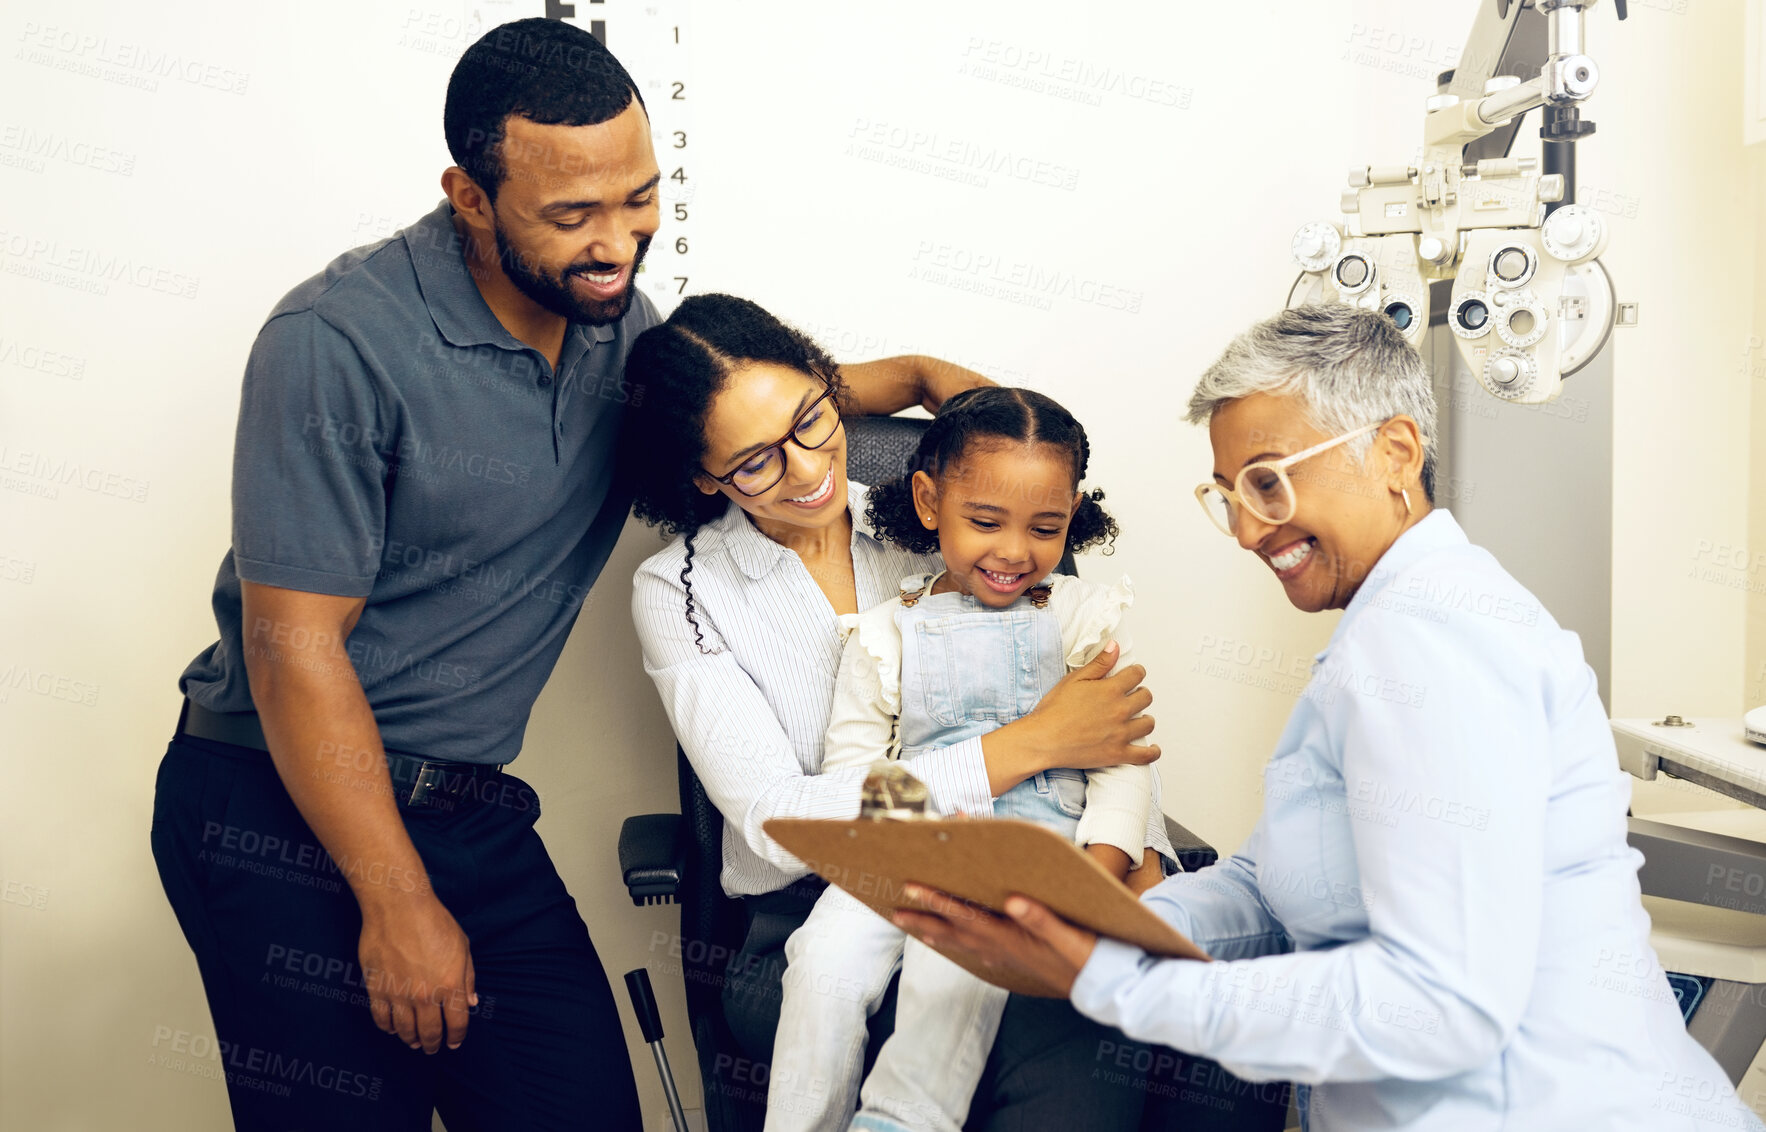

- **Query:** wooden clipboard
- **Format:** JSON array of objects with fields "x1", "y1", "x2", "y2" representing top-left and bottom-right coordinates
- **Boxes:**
[{"x1": 764, "y1": 816, "x2": 1209, "y2": 996}]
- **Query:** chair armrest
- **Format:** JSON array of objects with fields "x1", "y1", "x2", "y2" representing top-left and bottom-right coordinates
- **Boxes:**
[
  {"x1": 1163, "y1": 814, "x2": 1218, "y2": 874},
  {"x1": 619, "y1": 813, "x2": 687, "y2": 906}
]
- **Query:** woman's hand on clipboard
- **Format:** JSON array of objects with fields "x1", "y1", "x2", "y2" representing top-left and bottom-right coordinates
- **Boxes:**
[{"x1": 894, "y1": 884, "x2": 1100, "y2": 998}]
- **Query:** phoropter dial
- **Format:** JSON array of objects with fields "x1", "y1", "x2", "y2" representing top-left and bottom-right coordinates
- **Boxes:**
[
  {"x1": 1494, "y1": 295, "x2": 1548, "y2": 348},
  {"x1": 1291, "y1": 222, "x2": 1343, "y2": 274},
  {"x1": 1541, "y1": 204, "x2": 1608, "y2": 263},
  {"x1": 1487, "y1": 243, "x2": 1537, "y2": 289},
  {"x1": 1451, "y1": 291, "x2": 1494, "y2": 338},
  {"x1": 1483, "y1": 349, "x2": 1539, "y2": 397},
  {"x1": 1332, "y1": 252, "x2": 1376, "y2": 295}
]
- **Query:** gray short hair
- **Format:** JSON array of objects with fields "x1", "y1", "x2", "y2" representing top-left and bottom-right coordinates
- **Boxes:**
[{"x1": 1186, "y1": 305, "x2": 1438, "y2": 501}]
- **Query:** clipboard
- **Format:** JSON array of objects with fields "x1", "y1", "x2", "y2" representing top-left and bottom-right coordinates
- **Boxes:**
[{"x1": 764, "y1": 816, "x2": 1210, "y2": 996}]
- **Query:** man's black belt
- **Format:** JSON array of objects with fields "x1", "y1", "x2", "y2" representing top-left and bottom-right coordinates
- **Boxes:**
[{"x1": 178, "y1": 699, "x2": 507, "y2": 809}]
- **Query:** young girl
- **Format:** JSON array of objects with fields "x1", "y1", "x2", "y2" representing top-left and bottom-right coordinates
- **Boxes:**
[{"x1": 765, "y1": 388, "x2": 1156, "y2": 1132}]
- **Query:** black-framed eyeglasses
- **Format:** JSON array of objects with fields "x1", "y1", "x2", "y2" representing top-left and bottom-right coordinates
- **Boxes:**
[{"x1": 703, "y1": 378, "x2": 843, "y2": 497}]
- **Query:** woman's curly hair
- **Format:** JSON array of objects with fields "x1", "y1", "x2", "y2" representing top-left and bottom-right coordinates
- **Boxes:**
[
  {"x1": 619, "y1": 293, "x2": 847, "y2": 650},
  {"x1": 865, "y1": 386, "x2": 1119, "y2": 558}
]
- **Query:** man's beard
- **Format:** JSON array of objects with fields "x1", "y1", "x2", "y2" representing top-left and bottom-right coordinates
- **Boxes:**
[{"x1": 493, "y1": 220, "x2": 650, "y2": 326}]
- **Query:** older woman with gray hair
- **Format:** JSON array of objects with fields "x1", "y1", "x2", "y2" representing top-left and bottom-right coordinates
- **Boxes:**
[{"x1": 896, "y1": 305, "x2": 1762, "y2": 1130}]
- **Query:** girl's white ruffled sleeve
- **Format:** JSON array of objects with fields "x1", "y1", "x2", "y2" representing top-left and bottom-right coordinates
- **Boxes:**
[
  {"x1": 822, "y1": 601, "x2": 905, "y2": 773},
  {"x1": 1053, "y1": 575, "x2": 1154, "y2": 858}
]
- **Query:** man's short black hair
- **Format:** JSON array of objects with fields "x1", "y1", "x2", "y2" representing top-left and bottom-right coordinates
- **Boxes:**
[{"x1": 444, "y1": 18, "x2": 646, "y2": 202}]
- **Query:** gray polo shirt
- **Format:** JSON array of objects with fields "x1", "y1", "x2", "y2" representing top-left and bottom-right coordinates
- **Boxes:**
[{"x1": 181, "y1": 200, "x2": 660, "y2": 765}]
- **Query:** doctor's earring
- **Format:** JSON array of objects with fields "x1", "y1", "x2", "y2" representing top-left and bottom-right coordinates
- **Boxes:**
[{"x1": 1401, "y1": 489, "x2": 1413, "y2": 516}]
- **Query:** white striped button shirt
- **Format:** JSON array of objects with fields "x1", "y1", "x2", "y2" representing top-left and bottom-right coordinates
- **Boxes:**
[{"x1": 632, "y1": 481, "x2": 996, "y2": 896}]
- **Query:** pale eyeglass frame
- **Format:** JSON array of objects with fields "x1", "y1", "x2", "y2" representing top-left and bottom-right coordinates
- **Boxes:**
[{"x1": 1193, "y1": 420, "x2": 1386, "y2": 536}]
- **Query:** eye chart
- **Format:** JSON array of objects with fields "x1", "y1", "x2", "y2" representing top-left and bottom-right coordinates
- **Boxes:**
[{"x1": 535, "y1": 0, "x2": 697, "y2": 316}]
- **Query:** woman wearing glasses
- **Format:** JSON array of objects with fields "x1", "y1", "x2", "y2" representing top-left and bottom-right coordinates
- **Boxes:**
[
  {"x1": 897, "y1": 304, "x2": 1761, "y2": 1131},
  {"x1": 621, "y1": 293, "x2": 1284, "y2": 1130}
]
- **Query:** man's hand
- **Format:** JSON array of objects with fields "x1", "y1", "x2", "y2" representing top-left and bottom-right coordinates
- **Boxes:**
[
  {"x1": 360, "y1": 894, "x2": 478, "y2": 1053},
  {"x1": 241, "y1": 580, "x2": 471, "y2": 1051},
  {"x1": 894, "y1": 886, "x2": 1098, "y2": 999}
]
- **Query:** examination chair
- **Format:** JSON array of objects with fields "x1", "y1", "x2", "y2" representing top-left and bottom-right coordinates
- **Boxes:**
[{"x1": 617, "y1": 412, "x2": 1221, "y2": 1132}]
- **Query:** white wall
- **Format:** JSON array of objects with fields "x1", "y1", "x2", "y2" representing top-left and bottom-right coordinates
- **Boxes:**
[
  {"x1": 1748, "y1": 141, "x2": 1766, "y2": 717},
  {"x1": 1588, "y1": 0, "x2": 1756, "y2": 720},
  {"x1": 1, "y1": 2, "x2": 1758, "y2": 1130}
]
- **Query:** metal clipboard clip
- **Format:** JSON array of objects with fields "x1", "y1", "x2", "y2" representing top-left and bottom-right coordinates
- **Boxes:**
[{"x1": 857, "y1": 760, "x2": 936, "y2": 820}]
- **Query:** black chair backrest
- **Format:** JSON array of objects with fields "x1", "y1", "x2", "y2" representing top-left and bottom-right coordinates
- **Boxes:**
[{"x1": 843, "y1": 412, "x2": 930, "y2": 491}]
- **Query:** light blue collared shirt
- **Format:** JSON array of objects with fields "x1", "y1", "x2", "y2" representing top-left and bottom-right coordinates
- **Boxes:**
[{"x1": 1072, "y1": 511, "x2": 1760, "y2": 1131}]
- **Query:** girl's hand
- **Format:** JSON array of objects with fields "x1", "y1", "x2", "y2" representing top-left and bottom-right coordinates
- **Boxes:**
[
  {"x1": 1026, "y1": 642, "x2": 1159, "y2": 770},
  {"x1": 894, "y1": 885, "x2": 1099, "y2": 999},
  {"x1": 979, "y1": 643, "x2": 1159, "y2": 795}
]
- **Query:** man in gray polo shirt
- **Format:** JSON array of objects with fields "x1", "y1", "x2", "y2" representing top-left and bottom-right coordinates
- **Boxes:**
[{"x1": 150, "y1": 20, "x2": 668, "y2": 1131}]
